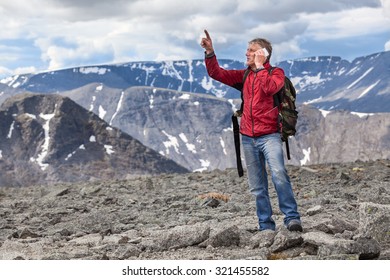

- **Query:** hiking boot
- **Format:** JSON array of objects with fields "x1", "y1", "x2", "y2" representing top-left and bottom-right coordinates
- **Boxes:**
[{"x1": 287, "y1": 220, "x2": 303, "y2": 232}]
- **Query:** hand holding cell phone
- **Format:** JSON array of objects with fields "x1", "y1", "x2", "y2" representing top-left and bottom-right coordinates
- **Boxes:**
[
  {"x1": 254, "y1": 48, "x2": 268, "y2": 67},
  {"x1": 255, "y1": 48, "x2": 268, "y2": 58},
  {"x1": 262, "y1": 48, "x2": 269, "y2": 57}
]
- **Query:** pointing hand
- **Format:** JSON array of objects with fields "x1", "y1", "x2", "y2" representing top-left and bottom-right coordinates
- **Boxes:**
[{"x1": 200, "y1": 29, "x2": 214, "y2": 54}]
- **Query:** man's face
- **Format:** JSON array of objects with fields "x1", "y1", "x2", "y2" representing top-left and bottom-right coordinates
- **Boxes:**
[{"x1": 246, "y1": 43, "x2": 261, "y2": 67}]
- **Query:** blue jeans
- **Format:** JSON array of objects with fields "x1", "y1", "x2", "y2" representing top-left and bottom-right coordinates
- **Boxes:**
[{"x1": 242, "y1": 133, "x2": 301, "y2": 230}]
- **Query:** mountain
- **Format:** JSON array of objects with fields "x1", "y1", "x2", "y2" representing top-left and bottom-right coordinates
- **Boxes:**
[
  {"x1": 61, "y1": 85, "x2": 239, "y2": 172},
  {"x1": 59, "y1": 85, "x2": 390, "y2": 171},
  {"x1": 288, "y1": 105, "x2": 390, "y2": 165},
  {"x1": 277, "y1": 52, "x2": 390, "y2": 113},
  {"x1": 0, "y1": 83, "x2": 19, "y2": 103},
  {"x1": 0, "y1": 51, "x2": 388, "y2": 174},
  {"x1": 0, "y1": 59, "x2": 244, "y2": 99},
  {"x1": 1, "y1": 51, "x2": 389, "y2": 113},
  {"x1": 0, "y1": 94, "x2": 188, "y2": 187}
]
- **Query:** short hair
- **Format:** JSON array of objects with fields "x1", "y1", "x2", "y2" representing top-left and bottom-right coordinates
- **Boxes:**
[{"x1": 249, "y1": 38, "x2": 272, "y2": 61}]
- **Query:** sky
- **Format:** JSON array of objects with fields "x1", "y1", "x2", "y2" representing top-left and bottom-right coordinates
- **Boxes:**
[{"x1": 0, "y1": 0, "x2": 389, "y2": 78}]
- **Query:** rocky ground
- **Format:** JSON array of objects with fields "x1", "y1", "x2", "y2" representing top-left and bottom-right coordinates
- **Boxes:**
[{"x1": 0, "y1": 159, "x2": 389, "y2": 260}]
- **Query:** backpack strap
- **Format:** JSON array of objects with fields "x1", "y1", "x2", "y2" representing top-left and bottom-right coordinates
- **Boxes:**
[
  {"x1": 232, "y1": 115, "x2": 244, "y2": 177},
  {"x1": 269, "y1": 67, "x2": 292, "y2": 161},
  {"x1": 285, "y1": 138, "x2": 291, "y2": 160},
  {"x1": 231, "y1": 68, "x2": 250, "y2": 177}
]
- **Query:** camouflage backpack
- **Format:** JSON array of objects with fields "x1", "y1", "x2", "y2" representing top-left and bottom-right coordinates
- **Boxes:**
[{"x1": 270, "y1": 67, "x2": 299, "y2": 153}]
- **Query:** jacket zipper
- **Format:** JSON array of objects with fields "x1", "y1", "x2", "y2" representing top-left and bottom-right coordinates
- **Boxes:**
[{"x1": 250, "y1": 72, "x2": 257, "y2": 136}]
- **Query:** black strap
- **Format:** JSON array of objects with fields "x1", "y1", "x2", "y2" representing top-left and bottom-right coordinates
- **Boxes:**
[
  {"x1": 230, "y1": 68, "x2": 250, "y2": 177},
  {"x1": 285, "y1": 138, "x2": 291, "y2": 160},
  {"x1": 232, "y1": 115, "x2": 244, "y2": 177}
]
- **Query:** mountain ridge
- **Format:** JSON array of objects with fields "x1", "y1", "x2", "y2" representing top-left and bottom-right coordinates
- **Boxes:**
[
  {"x1": 1, "y1": 50, "x2": 389, "y2": 113},
  {"x1": 0, "y1": 93, "x2": 188, "y2": 187},
  {"x1": 61, "y1": 85, "x2": 390, "y2": 171},
  {"x1": 0, "y1": 50, "x2": 388, "y2": 175}
]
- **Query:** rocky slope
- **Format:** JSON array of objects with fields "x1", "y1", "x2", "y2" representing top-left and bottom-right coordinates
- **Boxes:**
[{"x1": 0, "y1": 159, "x2": 389, "y2": 260}]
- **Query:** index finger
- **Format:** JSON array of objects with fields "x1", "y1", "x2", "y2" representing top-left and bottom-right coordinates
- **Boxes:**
[{"x1": 204, "y1": 29, "x2": 211, "y2": 40}]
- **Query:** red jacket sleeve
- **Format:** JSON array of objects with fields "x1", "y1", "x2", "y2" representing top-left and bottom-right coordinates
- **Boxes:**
[{"x1": 205, "y1": 54, "x2": 245, "y2": 88}]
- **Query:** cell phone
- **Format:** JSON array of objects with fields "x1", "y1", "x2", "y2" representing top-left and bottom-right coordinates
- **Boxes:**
[{"x1": 262, "y1": 48, "x2": 269, "y2": 57}]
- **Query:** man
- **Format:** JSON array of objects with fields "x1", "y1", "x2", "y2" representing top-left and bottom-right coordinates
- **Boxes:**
[{"x1": 200, "y1": 30, "x2": 302, "y2": 232}]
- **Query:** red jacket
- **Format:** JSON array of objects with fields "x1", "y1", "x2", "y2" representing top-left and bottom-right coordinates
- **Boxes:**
[{"x1": 205, "y1": 54, "x2": 285, "y2": 137}]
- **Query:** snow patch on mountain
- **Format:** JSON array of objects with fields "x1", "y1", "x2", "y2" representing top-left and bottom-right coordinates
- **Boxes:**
[
  {"x1": 319, "y1": 109, "x2": 331, "y2": 118},
  {"x1": 161, "y1": 130, "x2": 180, "y2": 155},
  {"x1": 78, "y1": 67, "x2": 109, "y2": 75},
  {"x1": 220, "y1": 137, "x2": 227, "y2": 155},
  {"x1": 104, "y1": 145, "x2": 115, "y2": 155},
  {"x1": 358, "y1": 80, "x2": 380, "y2": 99},
  {"x1": 95, "y1": 84, "x2": 103, "y2": 92},
  {"x1": 30, "y1": 110, "x2": 56, "y2": 171},
  {"x1": 351, "y1": 112, "x2": 375, "y2": 118},
  {"x1": 110, "y1": 91, "x2": 124, "y2": 125},
  {"x1": 293, "y1": 72, "x2": 328, "y2": 90},
  {"x1": 89, "y1": 96, "x2": 96, "y2": 111},
  {"x1": 7, "y1": 121, "x2": 15, "y2": 138},
  {"x1": 300, "y1": 147, "x2": 311, "y2": 166},
  {"x1": 347, "y1": 67, "x2": 374, "y2": 89},
  {"x1": 65, "y1": 144, "x2": 86, "y2": 161},
  {"x1": 179, "y1": 133, "x2": 196, "y2": 154},
  {"x1": 194, "y1": 159, "x2": 211, "y2": 173},
  {"x1": 304, "y1": 96, "x2": 323, "y2": 105},
  {"x1": 179, "y1": 93, "x2": 191, "y2": 100},
  {"x1": 99, "y1": 105, "x2": 107, "y2": 119},
  {"x1": 1, "y1": 75, "x2": 28, "y2": 88}
]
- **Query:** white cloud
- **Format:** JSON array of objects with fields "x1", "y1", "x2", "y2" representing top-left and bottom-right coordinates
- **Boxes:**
[
  {"x1": 382, "y1": 0, "x2": 390, "y2": 16},
  {"x1": 381, "y1": 0, "x2": 390, "y2": 52},
  {"x1": 14, "y1": 66, "x2": 38, "y2": 75},
  {"x1": 385, "y1": 40, "x2": 390, "y2": 51},
  {"x1": 0, "y1": 0, "x2": 389, "y2": 76},
  {"x1": 301, "y1": 7, "x2": 390, "y2": 40},
  {"x1": 0, "y1": 66, "x2": 12, "y2": 77}
]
